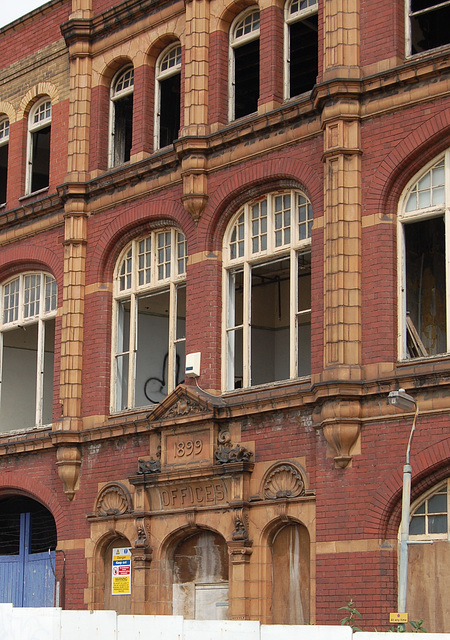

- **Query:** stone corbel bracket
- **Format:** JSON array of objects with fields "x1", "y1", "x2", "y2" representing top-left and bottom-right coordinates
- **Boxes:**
[
  {"x1": 175, "y1": 137, "x2": 209, "y2": 224},
  {"x1": 55, "y1": 445, "x2": 82, "y2": 501},
  {"x1": 314, "y1": 398, "x2": 362, "y2": 469}
]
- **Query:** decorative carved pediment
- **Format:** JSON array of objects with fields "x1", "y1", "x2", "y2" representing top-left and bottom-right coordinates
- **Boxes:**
[
  {"x1": 262, "y1": 462, "x2": 306, "y2": 500},
  {"x1": 148, "y1": 385, "x2": 225, "y2": 424},
  {"x1": 94, "y1": 482, "x2": 133, "y2": 517}
]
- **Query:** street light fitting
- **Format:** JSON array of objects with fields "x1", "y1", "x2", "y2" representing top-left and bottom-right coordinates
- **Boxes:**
[{"x1": 388, "y1": 389, "x2": 416, "y2": 412}]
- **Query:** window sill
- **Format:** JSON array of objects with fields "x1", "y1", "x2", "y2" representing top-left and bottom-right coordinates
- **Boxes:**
[
  {"x1": 19, "y1": 186, "x2": 49, "y2": 201},
  {"x1": 0, "y1": 424, "x2": 53, "y2": 455},
  {"x1": 222, "y1": 375, "x2": 311, "y2": 399}
]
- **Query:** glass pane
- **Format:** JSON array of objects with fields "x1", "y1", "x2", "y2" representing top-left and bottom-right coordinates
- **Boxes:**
[
  {"x1": 428, "y1": 514, "x2": 447, "y2": 534},
  {"x1": 137, "y1": 237, "x2": 152, "y2": 286},
  {"x1": 230, "y1": 214, "x2": 245, "y2": 260},
  {"x1": 3, "y1": 277, "x2": 19, "y2": 323},
  {"x1": 415, "y1": 503, "x2": 426, "y2": 514},
  {"x1": 138, "y1": 291, "x2": 169, "y2": 406},
  {"x1": 44, "y1": 275, "x2": 57, "y2": 312},
  {"x1": 428, "y1": 492, "x2": 447, "y2": 513},
  {"x1": 24, "y1": 274, "x2": 40, "y2": 318},
  {"x1": 115, "y1": 353, "x2": 129, "y2": 412},
  {"x1": 409, "y1": 515, "x2": 426, "y2": 535}
]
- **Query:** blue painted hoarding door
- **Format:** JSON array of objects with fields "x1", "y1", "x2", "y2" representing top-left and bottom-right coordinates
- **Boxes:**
[{"x1": 0, "y1": 512, "x2": 55, "y2": 607}]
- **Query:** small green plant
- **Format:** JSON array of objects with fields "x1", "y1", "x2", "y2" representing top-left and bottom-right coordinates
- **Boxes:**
[
  {"x1": 390, "y1": 620, "x2": 428, "y2": 633},
  {"x1": 339, "y1": 598, "x2": 363, "y2": 632}
]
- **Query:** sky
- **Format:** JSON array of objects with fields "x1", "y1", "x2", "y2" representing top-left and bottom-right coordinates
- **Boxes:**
[{"x1": 0, "y1": 1, "x2": 49, "y2": 29}]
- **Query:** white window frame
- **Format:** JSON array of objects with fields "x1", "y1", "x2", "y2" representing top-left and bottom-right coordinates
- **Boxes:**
[
  {"x1": 406, "y1": 0, "x2": 450, "y2": 57},
  {"x1": 397, "y1": 149, "x2": 450, "y2": 360},
  {"x1": 222, "y1": 190, "x2": 313, "y2": 391},
  {"x1": 0, "y1": 271, "x2": 57, "y2": 428},
  {"x1": 109, "y1": 67, "x2": 134, "y2": 168},
  {"x1": 26, "y1": 98, "x2": 52, "y2": 195},
  {"x1": 283, "y1": 0, "x2": 318, "y2": 100},
  {"x1": 154, "y1": 44, "x2": 182, "y2": 151},
  {"x1": 111, "y1": 228, "x2": 188, "y2": 412},
  {"x1": 228, "y1": 9, "x2": 260, "y2": 122},
  {"x1": 409, "y1": 479, "x2": 449, "y2": 541},
  {"x1": 0, "y1": 116, "x2": 9, "y2": 204}
]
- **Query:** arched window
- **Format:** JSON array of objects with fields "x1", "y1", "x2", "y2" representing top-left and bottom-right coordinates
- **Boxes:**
[
  {"x1": 0, "y1": 116, "x2": 9, "y2": 204},
  {"x1": 284, "y1": 0, "x2": 318, "y2": 99},
  {"x1": 155, "y1": 44, "x2": 181, "y2": 150},
  {"x1": 223, "y1": 190, "x2": 312, "y2": 390},
  {"x1": 408, "y1": 0, "x2": 450, "y2": 56},
  {"x1": 26, "y1": 98, "x2": 51, "y2": 195},
  {"x1": 398, "y1": 151, "x2": 450, "y2": 359},
  {"x1": 109, "y1": 67, "x2": 134, "y2": 167},
  {"x1": 112, "y1": 228, "x2": 188, "y2": 411},
  {"x1": 407, "y1": 480, "x2": 449, "y2": 632},
  {"x1": 229, "y1": 9, "x2": 260, "y2": 121},
  {"x1": 0, "y1": 271, "x2": 57, "y2": 432}
]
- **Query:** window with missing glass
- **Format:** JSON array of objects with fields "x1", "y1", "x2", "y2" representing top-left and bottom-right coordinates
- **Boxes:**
[
  {"x1": 0, "y1": 271, "x2": 57, "y2": 432},
  {"x1": 229, "y1": 10, "x2": 260, "y2": 121},
  {"x1": 155, "y1": 44, "x2": 181, "y2": 149},
  {"x1": 408, "y1": 0, "x2": 450, "y2": 55},
  {"x1": 223, "y1": 190, "x2": 312, "y2": 391},
  {"x1": 284, "y1": 0, "x2": 318, "y2": 99},
  {"x1": 397, "y1": 151, "x2": 450, "y2": 360},
  {"x1": 110, "y1": 67, "x2": 134, "y2": 167},
  {"x1": 112, "y1": 228, "x2": 188, "y2": 411},
  {"x1": 0, "y1": 117, "x2": 9, "y2": 204},
  {"x1": 26, "y1": 98, "x2": 51, "y2": 194}
]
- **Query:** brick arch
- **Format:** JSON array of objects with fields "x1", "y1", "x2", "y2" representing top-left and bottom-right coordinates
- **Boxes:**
[
  {"x1": 92, "y1": 199, "x2": 191, "y2": 284},
  {"x1": 0, "y1": 101, "x2": 16, "y2": 125},
  {"x1": 367, "y1": 437, "x2": 450, "y2": 540},
  {"x1": 0, "y1": 471, "x2": 64, "y2": 536},
  {"x1": 147, "y1": 35, "x2": 181, "y2": 66},
  {"x1": 95, "y1": 56, "x2": 134, "y2": 89},
  {"x1": 205, "y1": 157, "x2": 322, "y2": 249},
  {"x1": 366, "y1": 110, "x2": 450, "y2": 219},
  {"x1": 215, "y1": 0, "x2": 261, "y2": 32},
  {"x1": 0, "y1": 244, "x2": 61, "y2": 283},
  {"x1": 17, "y1": 83, "x2": 60, "y2": 119}
]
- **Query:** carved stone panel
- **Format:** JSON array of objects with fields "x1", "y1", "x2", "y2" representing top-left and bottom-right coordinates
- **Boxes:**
[
  {"x1": 150, "y1": 477, "x2": 228, "y2": 511},
  {"x1": 94, "y1": 482, "x2": 133, "y2": 517},
  {"x1": 161, "y1": 425, "x2": 214, "y2": 469},
  {"x1": 263, "y1": 463, "x2": 306, "y2": 500}
]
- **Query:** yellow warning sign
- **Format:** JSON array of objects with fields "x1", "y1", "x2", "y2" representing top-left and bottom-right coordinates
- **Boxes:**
[
  {"x1": 390, "y1": 613, "x2": 408, "y2": 624},
  {"x1": 112, "y1": 547, "x2": 131, "y2": 595}
]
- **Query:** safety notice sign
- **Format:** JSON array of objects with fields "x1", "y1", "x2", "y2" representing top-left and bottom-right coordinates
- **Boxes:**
[{"x1": 112, "y1": 547, "x2": 131, "y2": 595}]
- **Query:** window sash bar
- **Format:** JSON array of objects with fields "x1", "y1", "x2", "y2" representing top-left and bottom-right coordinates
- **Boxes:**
[{"x1": 410, "y1": 0, "x2": 450, "y2": 17}]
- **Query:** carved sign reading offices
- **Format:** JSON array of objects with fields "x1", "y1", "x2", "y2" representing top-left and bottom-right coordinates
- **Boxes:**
[{"x1": 155, "y1": 478, "x2": 228, "y2": 510}]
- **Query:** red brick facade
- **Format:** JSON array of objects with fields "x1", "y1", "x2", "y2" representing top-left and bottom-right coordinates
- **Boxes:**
[{"x1": 0, "y1": 0, "x2": 448, "y2": 631}]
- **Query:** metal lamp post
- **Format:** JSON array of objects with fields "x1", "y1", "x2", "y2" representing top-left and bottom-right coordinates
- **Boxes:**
[{"x1": 387, "y1": 389, "x2": 419, "y2": 621}]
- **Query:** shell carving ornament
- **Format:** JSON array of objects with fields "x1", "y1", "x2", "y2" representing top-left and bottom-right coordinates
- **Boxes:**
[
  {"x1": 263, "y1": 463, "x2": 305, "y2": 499},
  {"x1": 95, "y1": 483, "x2": 133, "y2": 517}
]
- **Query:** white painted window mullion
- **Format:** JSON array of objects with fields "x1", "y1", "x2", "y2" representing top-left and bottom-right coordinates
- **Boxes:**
[
  {"x1": 243, "y1": 261, "x2": 251, "y2": 388},
  {"x1": 35, "y1": 318, "x2": 45, "y2": 426},
  {"x1": 290, "y1": 249, "x2": 297, "y2": 379},
  {"x1": 167, "y1": 281, "x2": 176, "y2": 393},
  {"x1": 128, "y1": 292, "x2": 137, "y2": 410}
]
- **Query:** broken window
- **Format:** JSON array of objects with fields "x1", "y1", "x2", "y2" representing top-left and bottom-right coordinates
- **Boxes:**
[
  {"x1": 409, "y1": 0, "x2": 450, "y2": 55},
  {"x1": 229, "y1": 10, "x2": 260, "y2": 121},
  {"x1": 400, "y1": 154, "x2": 449, "y2": 359},
  {"x1": 0, "y1": 272, "x2": 57, "y2": 433},
  {"x1": 0, "y1": 117, "x2": 9, "y2": 204},
  {"x1": 112, "y1": 228, "x2": 187, "y2": 411},
  {"x1": 155, "y1": 45, "x2": 181, "y2": 149},
  {"x1": 223, "y1": 190, "x2": 312, "y2": 390},
  {"x1": 26, "y1": 98, "x2": 51, "y2": 194},
  {"x1": 285, "y1": 0, "x2": 318, "y2": 99},
  {"x1": 110, "y1": 67, "x2": 134, "y2": 167}
]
